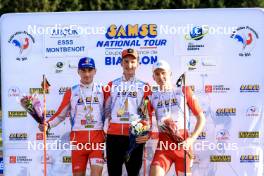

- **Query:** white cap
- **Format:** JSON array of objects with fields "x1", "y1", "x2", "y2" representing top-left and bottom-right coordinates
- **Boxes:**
[{"x1": 152, "y1": 60, "x2": 171, "y2": 72}]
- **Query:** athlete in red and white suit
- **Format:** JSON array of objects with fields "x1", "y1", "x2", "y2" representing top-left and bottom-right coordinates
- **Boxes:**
[
  {"x1": 103, "y1": 48, "x2": 151, "y2": 176},
  {"x1": 39, "y1": 57, "x2": 104, "y2": 176},
  {"x1": 149, "y1": 60, "x2": 206, "y2": 176}
]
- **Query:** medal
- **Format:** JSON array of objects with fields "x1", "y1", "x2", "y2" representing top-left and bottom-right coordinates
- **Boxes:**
[
  {"x1": 85, "y1": 114, "x2": 94, "y2": 123},
  {"x1": 117, "y1": 108, "x2": 125, "y2": 116},
  {"x1": 85, "y1": 114, "x2": 91, "y2": 121},
  {"x1": 117, "y1": 84, "x2": 131, "y2": 117},
  {"x1": 84, "y1": 105, "x2": 93, "y2": 112},
  {"x1": 88, "y1": 106, "x2": 93, "y2": 112},
  {"x1": 114, "y1": 77, "x2": 138, "y2": 119}
]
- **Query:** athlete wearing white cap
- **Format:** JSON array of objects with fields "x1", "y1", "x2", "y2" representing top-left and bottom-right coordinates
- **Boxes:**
[{"x1": 149, "y1": 60, "x2": 206, "y2": 176}]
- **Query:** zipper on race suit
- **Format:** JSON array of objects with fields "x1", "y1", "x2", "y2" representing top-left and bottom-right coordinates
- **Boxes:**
[
  {"x1": 88, "y1": 131, "x2": 91, "y2": 143},
  {"x1": 72, "y1": 131, "x2": 76, "y2": 142},
  {"x1": 122, "y1": 124, "x2": 123, "y2": 135}
]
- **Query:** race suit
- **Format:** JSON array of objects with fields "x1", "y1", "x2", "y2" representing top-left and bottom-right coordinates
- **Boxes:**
[
  {"x1": 150, "y1": 86, "x2": 203, "y2": 175},
  {"x1": 104, "y1": 75, "x2": 151, "y2": 176},
  {"x1": 48, "y1": 82, "x2": 105, "y2": 173}
]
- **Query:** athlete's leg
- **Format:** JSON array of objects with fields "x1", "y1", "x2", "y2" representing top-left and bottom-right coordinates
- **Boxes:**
[
  {"x1": 71, "y1": 148, "x2": 88, "y2": 176},
  {"x1": 106, "y1": 135, "x2": 128, "y2": 176},
  {"x1": 149, "y1": 147, "x2": 173, "y2": 176},
  {"x1": 73, "y1": 172, "x2": 86, "y2": 176},
  {"x1": 174, "y1": 149, "x2": 192, "y2": 176},
  {"x1": 125, "y1": 144, "x2": 144, "y2": 176},
  {"x1": 90, "y1": 164, "x2": 103, "y2": 176},
  {"x1": 89, "y1": 148, "x2": 104, "y2": 176},
  {"x1": 177, "y1": 171, "x2": 192, "y2": 176},
  {"x1": 150, "y1": 165, "x2": 166, "y2": 176}
]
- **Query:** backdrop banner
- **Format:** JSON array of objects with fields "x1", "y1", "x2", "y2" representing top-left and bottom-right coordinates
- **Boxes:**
[{"x1": 1, "y1": 9, "x2": 263, "y2": 176}]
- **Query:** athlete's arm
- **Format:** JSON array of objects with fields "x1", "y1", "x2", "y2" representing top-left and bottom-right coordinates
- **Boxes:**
[
  {"x1": 181, "y1": 86, "x2": 206, "y2": 149},
  {"x1": 47, "y1": 89, "x2": 71, "y2": 128},
  {"x1": 103, "y1": 82, "x2": 112, "y2": 133}
]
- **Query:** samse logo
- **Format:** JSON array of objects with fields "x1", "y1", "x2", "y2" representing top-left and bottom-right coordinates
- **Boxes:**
[{"x1": 106, "y1": 24, "x2": 157, "y2": 39}]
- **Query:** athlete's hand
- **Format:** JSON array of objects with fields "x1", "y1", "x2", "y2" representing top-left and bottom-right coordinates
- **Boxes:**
[
  {"x1": 38, "y1": 122, "x2": 49, "y2": 132},
  {"x1": 179, "y1": 137, "x2": 195, "y2": 150},
  {"x1": 136, "y1": 135, "x2": 149, "y2": 144},
  {"x1": 103, "y1": 118, "x2": 111, "y2": 134}
]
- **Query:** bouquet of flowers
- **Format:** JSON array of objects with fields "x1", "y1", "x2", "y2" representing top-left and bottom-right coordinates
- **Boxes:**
[
  {"x1": 159, "y1": 117, "x2": 192, "y2": 158},
  {"x1": 125, "y1": 116, "x2": 150, "y2": 162},
  {"x1": 159, "y1": 118, "x2": 184, "y2": 143},
  {"x1": 20, "y1": 95, "x2": 44, "y2": 124},
  {"x1": 125, "y1": 97, "x2": 150, "y2": 162}
]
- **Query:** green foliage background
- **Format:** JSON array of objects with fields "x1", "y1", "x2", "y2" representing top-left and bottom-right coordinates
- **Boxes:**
[{"x1": 0, "y1": 0, "x2": 263, "y2": 13}]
